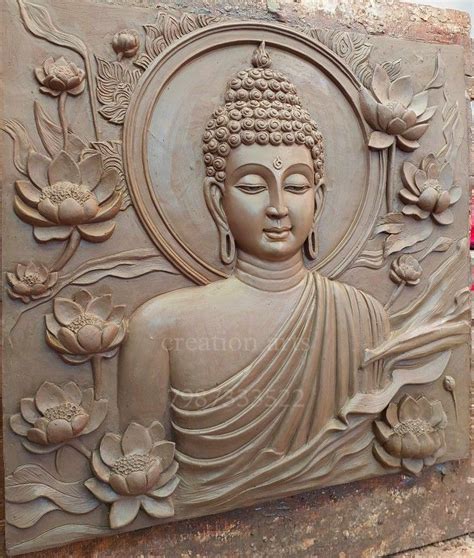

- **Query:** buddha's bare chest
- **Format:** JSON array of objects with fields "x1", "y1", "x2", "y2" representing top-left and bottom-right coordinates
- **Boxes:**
[{"x1": 168, "y1": 289, "x2": 302, "y2": 391}]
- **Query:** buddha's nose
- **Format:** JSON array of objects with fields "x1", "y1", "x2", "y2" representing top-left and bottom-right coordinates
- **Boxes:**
[{"x1": 266, "y1": 204, "x2": 289, "y2": 219}]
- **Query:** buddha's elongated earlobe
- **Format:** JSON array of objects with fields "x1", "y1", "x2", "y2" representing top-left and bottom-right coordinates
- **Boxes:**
[
  {"x1": 203, "y1": 177, "x2": 236, "y2": 265},
  {"x1": 304, "y1": 180, "x2": 326, "y2": 261}
]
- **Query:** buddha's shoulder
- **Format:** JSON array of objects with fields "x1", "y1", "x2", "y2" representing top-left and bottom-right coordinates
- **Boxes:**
[
  {"x1": 313, "y1": 272, "x2": 384, "y2": 312},
  {"x1": 128, "y1": 277, "x2": 237, "y2": 332}
]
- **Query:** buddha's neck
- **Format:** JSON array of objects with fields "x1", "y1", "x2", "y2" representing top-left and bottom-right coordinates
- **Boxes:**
[{"x1": 234, "y1": 250, "x2": 307, "y2": 292}]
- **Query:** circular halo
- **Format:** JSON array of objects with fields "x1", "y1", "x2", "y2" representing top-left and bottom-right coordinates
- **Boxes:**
[{"x1": 124, "y1": 22, "x2": 383, "y2": 284}]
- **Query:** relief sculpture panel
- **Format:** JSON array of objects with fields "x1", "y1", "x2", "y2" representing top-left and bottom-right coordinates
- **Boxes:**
[{"x1": 1, "y1": 0, "x2": 471, "y2": 554}]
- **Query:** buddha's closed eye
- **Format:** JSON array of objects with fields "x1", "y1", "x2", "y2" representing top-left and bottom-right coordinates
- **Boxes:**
[{"x1": 235, "y1": 183, "x2": 267, "y2": 194}]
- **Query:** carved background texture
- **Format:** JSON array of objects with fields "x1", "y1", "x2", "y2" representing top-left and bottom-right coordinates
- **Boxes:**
[{"x1": 1, "y1": 0, "x2": 472, "y2": 556}]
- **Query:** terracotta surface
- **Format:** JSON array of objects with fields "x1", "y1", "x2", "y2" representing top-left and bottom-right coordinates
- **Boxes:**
[{"x1": 1, "y1": 0, "x2": 473, "y2": 555}]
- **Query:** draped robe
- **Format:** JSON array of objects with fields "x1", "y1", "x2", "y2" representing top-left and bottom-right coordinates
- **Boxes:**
[{"x1": 171, "y1": 271, "x2": 389, "y2": 515}]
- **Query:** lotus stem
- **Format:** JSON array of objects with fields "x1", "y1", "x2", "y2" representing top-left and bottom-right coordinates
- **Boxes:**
[
  {"x1": 68, "y1": 438, "x2": 92, "y2": 459},
  {"x1": 58, "y1": 92, "x2": 68, "y2": 149},
  {"x1": 384, "y1": 280, "x2": 405, "y2": 311},
  {"x1": 386, "y1": 141, "x2": 396, "y2": 213},
  {"x1": 50, "y1": 229, "x2": 81, "y2": 272},
  {"x1": 84, "y1": 52, "x2": 101, "y2": 141},
  {"x1": 91, "y1": 355, "x2": 105, "y2": 400}
]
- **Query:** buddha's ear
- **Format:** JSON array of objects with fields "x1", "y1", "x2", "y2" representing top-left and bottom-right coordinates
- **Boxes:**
[
  {"x1": 203, "y1": 177, "x2": 236, "y2": 265},
  {"x1": 313, "y1": 178, "x2": 327, "y2": 227}
]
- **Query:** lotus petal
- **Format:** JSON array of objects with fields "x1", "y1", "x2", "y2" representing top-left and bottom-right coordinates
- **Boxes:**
[
  {"x1": 110, "y1": 473, "x2": 130, "y2": 496},
  {"x1": 27, "y1": 427, "x2": 48, "y2": 445},
  {"x1": 149, "y1": 476, "x2": 179, "y2": 499},
  {"x1": 432, "y1": 208, "x2": 453, "y2": 226},
  {"x1": 416, "y1": 105, "x2": 437, "y2": 124},
  {"x1": 71, "y1": 413, "x2": 89, "y2": 435},
  {"x1": 95, "y1": 170, "x2": 119, "y2": 201},
  {"x1": 434, "y1": 191, "x2": 451, "y2": 214},
  {"x1": 371, "y1": 65, "x2": 390, "y2": 103},
  {"x1": 417, "y1": 432, "x2": 437, "y2": 457},
  {"x1": 87, "y1": 294, "x2": 113, "y2": 320},
  {"x1": 146, "y1": 460, "x2": 162, "y2": 490},
  {"x1": 45, "y1": 330, "x2": 70, "y2": 355},
  {"x1": 10, "y1": 414, "x2": 30, "y2": 436},
  {"x1": 387, "y1": 118, "x2": 407, "y2": 135},
  {"x1": 151, "y1": 441, "x2": 175, "y2": 471},
  {"x1": 79, "y1": 153, "x2": 102, "y2": 190},
  {"x1": 48, "y1": 151, "x2": 81, "y2": 185},
  {"x1": 438, "y1": 162, "x2": 453, "y2": 188},
  {"x1": 417, "y1": 187, "x2": 438, "y2": 212},
  {"x1": 148, "y1": 421, "x2": 166, "y2": 443},
  {"x1": 38, "y1": 198, "x2": 60, "y2": 223},
  {"x1": 414, "y1": 169, "x2": 428, "y2": 191},
  {"x1": 14, "y1": 197, "x2": 52, "y2": 226},
  {"x1": 154, "y1": 461, "x2": 179, "y2": 489},
  {"x1": 402, "y1": 123, "x2": 429, "y2": 141},
  {"x1": 401, "y1": 431, "x2": 421, "y2": 458},
  {"x1": 82, "y1": 398, "x2": 108, "y2": 435},
  {"x1": 122, "y1": 422, "x2": 153, "y2": 455},
  {"x1": 140, "y1": 495, "x2": 174, "y2": 519},
  {"x1": 403, "y1": 110, "x2": 417, "y2": 130},
  {"x1": 73, "y1": 289, "x2": 94, "y2": 309},
  {"x1": 359, "y1": 89, "x2": 379, "y2": 130},
  {"x1": 102, "y1": 323, "x2": 120, "y2": 348},
  {"x1": 34, "y1": 226, "x2": 73, "y2": 242},
  {"x1": 57, "y1": 198, "x2": 84, "y2": 225},
  {"x1": 108, "y1": 305, "x2": 126, "y2": 325},
  {"x1": 399, "y1": 188, "x2": 419, "y2": 204},
  {"x1": 388, "y1": 76, "x2": 413, "y2": 107},
  {"x1": 15, "y1": 180, "x2": 41, "y2": 206},
  {"x1": 126, "y1": 471, "x2": 148, "y2": 495},
  {"x1": 91, "y1": 450, "x2": 111, "y2": 483},
  {"x1": 28, "y1": 152, "x2": 51, "y2": 189},
  {"x1": 396, "y1": 136, "x2": 420, "y2": 152},
  {"x1": 402, "y1": 457, "x2": 424, "y2": 475},
  {"x1": 83, "y1": 197, "x2": 99, "y2": 220},
  {"x1": 448, "y1": 186, "x2": 462, "y2": 205},
  {"x1": 20, "y1": 398, "x2": 40, "y2": 424},
  {"x1": 77, "y1": 221, "x2": 116, "y2": 242},
  {"x1": 80, "y1": 388, "x2": 94, "y2": 413},
  {"x1": 368, "y1": 131, "x2": 394, "y2": 150},
  {"x1": 376, "y1": 103, "x2": 393, "y2": 130},
  {"x1": 34, "y1": 66, "x2": 47, "y2": 84},
  {"x1": 62, "y1": 382, "x2": 82, "y2": 405},
  {"x1": 399, "y1": 395, "x2": 421, "y2": 421},
  {"x1": 373, "y1": 443, "x2": 401, "y2": 469},
  {"x1": 373, "y1": 420, "x2": 393, "y2": 443},
  {"x1": 45, "y1": 313, "x2": 60, "y2": 336},
  {"x1": 401, "y1": 161, "x2": 420, "y2": 193},
  {"x1": 53, "y1": 298, "x2": 83, "y2": 326},
  {"x1": 35, "y1": 381, "x2": 67, "y2": 414},
  {"x1": 77, "y1": 324, "x2": 103, "y2": 352},
  {"x1": 385, "y1": 402, "x2": 399, "y2": 427},
  {"x1": 92, "y1": 192, "x2": 122, "y2": 222},
  {"x1": 85, "y1": 478, "x2": 119, "y2": 503},
  {"x1": 407, "y1": 91, "x2": 428, "y2": 116},
  {"x1": 46, "y1": 418, "x2": 73, "y2": 443},
  {"x1": 429, "y1": 400, "x2": 447, "y2": 428},
  {"x1": 401, "y1": 205, "x2": 430, "y2": 220},
  {"x1": 100, "y1": 433, "x2": 124, "y2": 465}
]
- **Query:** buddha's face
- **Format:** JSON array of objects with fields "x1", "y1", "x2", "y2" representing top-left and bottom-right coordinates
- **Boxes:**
[{"x1": 222, "y1": 143, "x2": 315, "y2": 262}]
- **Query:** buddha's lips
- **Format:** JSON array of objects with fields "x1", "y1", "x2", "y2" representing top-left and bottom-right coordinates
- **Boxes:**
[{"x1": 263, "y1": 226, "x2": 291, "y2": 240}]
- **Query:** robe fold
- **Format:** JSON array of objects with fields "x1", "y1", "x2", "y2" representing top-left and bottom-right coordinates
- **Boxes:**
[{"x1": 171, "y1": 271, "x2": 389, "y2": 515}]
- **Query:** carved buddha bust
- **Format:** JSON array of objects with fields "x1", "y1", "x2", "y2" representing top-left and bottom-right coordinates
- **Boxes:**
[{"x1": 119, "y1": 43, "x2": 389, "y2": 514}]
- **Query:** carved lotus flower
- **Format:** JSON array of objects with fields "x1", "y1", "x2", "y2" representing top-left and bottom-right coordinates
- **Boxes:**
[
  {"x1": 7, "y1": 262, "x2": 58, "y2": 303},
  {"x1": 400, "y1": 154, "x2": 461, "y2": 225},
  {"x1": 35, "y1": 56, "x2": 86, "y2": 97},
  {"x1": 10, "y1": 381, "x2": 107, "y2": 453},
  {"x1": 85, "y1": 421, "x2": 179, "y2": 529},
  {"x1": 360, "y1": 65, "x2": 436, "y2": 152},
  {"x1": 112, "y1": 29, "x2": 140, "y2": 60},
  {"x1": 389, "y1": 255, "x2": 422, "y2": 286},
  {"x1": 373, "y1": 395, "x2": 447, "y2": 475},
  {"x1": 46, "y1": 289, "x2": 127, "y2": 364},
  {"x1": 15, "y1": 150, "x2": 122, "y2": 243}
]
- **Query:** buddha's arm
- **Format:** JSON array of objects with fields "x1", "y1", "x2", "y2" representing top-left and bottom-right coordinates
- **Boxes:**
[{"x1": 118, "y1": 303, "x2": 170, "y2": 431}]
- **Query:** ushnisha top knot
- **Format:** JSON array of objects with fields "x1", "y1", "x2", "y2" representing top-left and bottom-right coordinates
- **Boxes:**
[
  {"x1": 251, "y1": 41, "x2": 272, "y2": 69},
  {"x1": 202, "y1": 42, "x2": 325, "y2": 185}
]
